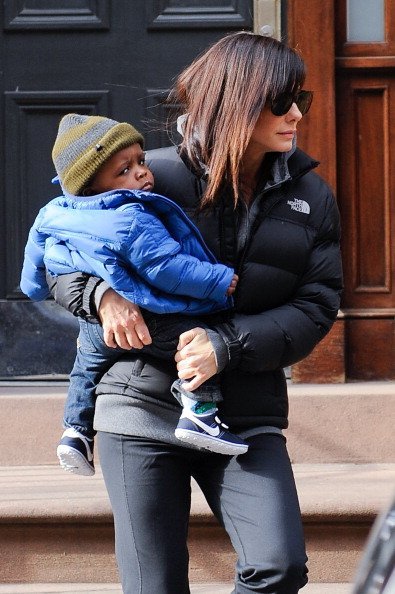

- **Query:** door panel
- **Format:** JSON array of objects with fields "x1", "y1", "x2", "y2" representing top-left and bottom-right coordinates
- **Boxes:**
[
  {"x1": 335, "y1": 0, "x2": 395, "y2": 380},
  {"x1": 337, "y1": 75, "x2": 394, "y2": 307},
  {"x1": 0, "y1": 0, "x2": 253, "y2": 378},
  {"x1": 289, "y1": 0, "x2": 394, "y2": 382}
]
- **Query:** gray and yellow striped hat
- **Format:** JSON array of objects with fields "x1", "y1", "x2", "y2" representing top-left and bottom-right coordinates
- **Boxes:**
[{"x1": 52, "y1": 113, "x2": 144, "y2": 195}]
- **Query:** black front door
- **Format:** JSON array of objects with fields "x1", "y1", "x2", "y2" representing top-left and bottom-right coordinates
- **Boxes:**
[{"x1": 0, "y1": 1, "x2": 252, "y2": 378}]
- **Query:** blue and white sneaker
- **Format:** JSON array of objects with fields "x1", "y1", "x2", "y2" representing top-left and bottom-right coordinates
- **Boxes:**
[
  {"x1": 175, "y1": 408, "x2": 248, "y2": 455},
  {"x1": 57, "y1": 428, "x2": 95, "y2": 476}
]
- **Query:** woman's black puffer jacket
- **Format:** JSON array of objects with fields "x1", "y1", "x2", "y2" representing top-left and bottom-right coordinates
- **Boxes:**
[{"x1": 51, "y1": 145, "x2": 343, "y2": 432}]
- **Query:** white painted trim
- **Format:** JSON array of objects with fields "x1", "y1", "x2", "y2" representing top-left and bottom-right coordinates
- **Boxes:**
[{"x1": 253, "y1": 0, "x2": 282, "y2": 40}]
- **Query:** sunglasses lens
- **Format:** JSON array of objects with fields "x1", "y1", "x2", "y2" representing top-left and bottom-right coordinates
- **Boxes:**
[
  {"x1": 271, "y1": 94, "x2": 292, "y2": 116},
  {"x1": 271, "y1": 90, "x2": 313, "y2": 116},
  {"x1": 295, "y1": 90, "x2": 313, "y2": 115}
]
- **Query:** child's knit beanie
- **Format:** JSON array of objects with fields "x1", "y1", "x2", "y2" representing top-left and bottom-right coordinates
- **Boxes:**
[{"x1": 52, "y1": 113, "x2": 144, "y2": 195}]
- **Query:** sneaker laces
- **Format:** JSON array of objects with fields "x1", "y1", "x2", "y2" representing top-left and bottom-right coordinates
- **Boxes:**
[{"x1": 214, "y1": 416, "x2": 229, "y2": 430}]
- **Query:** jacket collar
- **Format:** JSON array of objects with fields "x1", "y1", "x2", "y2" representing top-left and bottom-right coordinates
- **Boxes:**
[
  {"x1": 258, "y1": 137, "x2": 320, "y2": 194},
  {"x1": 287, "y1": 147, "x2": 320, "y2": 180}
]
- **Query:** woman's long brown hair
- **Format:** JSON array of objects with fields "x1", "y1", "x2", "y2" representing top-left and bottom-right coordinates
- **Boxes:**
[{"x1": 167, "y1": 31, "x2": 306, "y2": 208}]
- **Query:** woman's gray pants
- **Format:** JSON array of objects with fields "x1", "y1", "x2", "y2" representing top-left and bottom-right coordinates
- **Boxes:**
[{"x1": 98, "y1": 431, "x2": 308, "y2": 594}]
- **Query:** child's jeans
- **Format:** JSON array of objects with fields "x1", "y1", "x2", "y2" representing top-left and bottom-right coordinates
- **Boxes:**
[{"x1": 63, "y1": 314, "x2": 222, "y2": 438}]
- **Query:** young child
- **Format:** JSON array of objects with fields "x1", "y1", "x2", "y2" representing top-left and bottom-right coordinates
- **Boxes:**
[{"x1": 20, "y1": 113, "x2": 248, "y2": 476}]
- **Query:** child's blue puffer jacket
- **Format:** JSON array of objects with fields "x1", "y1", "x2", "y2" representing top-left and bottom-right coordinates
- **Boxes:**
[{"x1": 20, "y1": 188, "x2": 234, "y2": 315}]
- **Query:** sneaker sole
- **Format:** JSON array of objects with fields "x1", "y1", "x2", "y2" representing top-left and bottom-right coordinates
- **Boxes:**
[
  {"x1": 57, "y1": 445, "x2": 95, "y2": 476},
  {"x1": 174, "y1": 428, "x2": 248, "y2": 455}
]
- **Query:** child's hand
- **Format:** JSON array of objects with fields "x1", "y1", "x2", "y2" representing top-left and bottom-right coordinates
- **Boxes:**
[{"x1": 226, "y1": 273, "x2": 239, "y2": 295}]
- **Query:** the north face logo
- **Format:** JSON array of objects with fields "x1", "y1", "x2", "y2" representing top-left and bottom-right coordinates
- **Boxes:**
[{"x1": 287, "y1": 198, "x2": 310, "y2": 214}]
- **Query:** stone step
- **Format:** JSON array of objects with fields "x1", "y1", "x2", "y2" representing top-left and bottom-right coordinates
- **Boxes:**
[
  {"x1": 0, "y1": 583, "x2": 352, "y2": 594},
  {"x1": 0, "y1": 464, "x2": 394, "y2": 585},
  {"x1": 1, "y1": 382, "x2": 394, "y2": 466}
]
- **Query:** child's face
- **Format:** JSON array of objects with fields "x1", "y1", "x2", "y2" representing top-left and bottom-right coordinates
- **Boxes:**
[{"x1": 90, "y1": 143, "x2": 154, "y2": 193}]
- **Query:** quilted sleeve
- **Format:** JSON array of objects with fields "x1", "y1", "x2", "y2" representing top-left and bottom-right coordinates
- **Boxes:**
[
  {"x1": 123, "y1": 210, "x2": 234, "y2": 305},
  {"x1": 20, "y1": 211, "x2": 51, "y2": 301}
]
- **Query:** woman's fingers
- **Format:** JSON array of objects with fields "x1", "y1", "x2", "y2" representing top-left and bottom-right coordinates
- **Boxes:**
[
  {"x1": 98, "y1": 288, "x2": 152, "y2": 349},
  {"x1": 178, "y1": 373, "x2": 206, "y2": 392},
  {"x1": 102, "y1": 326, "x2": 118, "y2": 349},
  {"x1": 134, "y1": 320, "x2": 152, "y2": 346},
  {"x1": 175, "y1": 327, "x2": 218, "y2": 390},
  {"x1": 176, "y1": 327, "x2": 204, "y2": 352},
  {"x1": 112, "y1": 325, "x2": 141, "y2": 350},
  {"x1": 177, "y1": 356, "x2": 215, "y2": 390}
]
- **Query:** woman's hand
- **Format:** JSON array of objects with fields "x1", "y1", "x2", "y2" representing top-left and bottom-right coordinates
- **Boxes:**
[
  {"x1": 98, "y1": 289, "x2": 152, "y2": 349},
  {"x1": 174, "y1": 327, "x2": 218, "y2": 391}
]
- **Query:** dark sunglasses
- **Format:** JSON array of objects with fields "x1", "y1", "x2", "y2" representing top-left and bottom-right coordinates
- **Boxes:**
[{"x1": 270, "y1": 89, "x2": 313, "y2": 116}]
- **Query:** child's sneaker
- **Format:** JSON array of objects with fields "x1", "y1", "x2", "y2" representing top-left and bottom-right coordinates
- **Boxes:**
[
  {"x1": 175, "y1": 408, "x2": 248, "y2": 455},
  {"x1": 57, "y1": 428, "x2": 95, "y2": 476}
]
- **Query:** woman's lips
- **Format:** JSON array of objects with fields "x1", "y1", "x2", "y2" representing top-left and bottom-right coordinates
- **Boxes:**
[{"x1": 278, "y1": 130, "x2": 295, "y2": 137}]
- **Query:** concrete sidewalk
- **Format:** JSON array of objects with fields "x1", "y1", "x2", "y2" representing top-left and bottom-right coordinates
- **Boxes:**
[
  {"x1": 1, "y1": 381, "x2": 394, "y2": 466},
  {"x1": 0, "y1": 583, "x2": 352, "y2": 594},
  {"x1": 0, "y1": 464, "x2": 393, "y2": 585},
  {"x1": 1, "y1": 463, "x2": 394, "y2": 523}
]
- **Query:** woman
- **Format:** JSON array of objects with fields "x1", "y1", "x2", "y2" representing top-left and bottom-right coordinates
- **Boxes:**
[{"x1": 50, "y1": 32, "x2": 343, "y2": 593}]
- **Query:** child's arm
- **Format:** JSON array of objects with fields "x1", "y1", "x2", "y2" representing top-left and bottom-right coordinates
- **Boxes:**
[
  {"x1": 20, "y1": 211, "x2": 52, "y2": 300},
  {"x1": 124, "y1": 210, "x2": 235, "y2": 304},
  {"x1": 20, "y1": 215, "x2": 90, "y2": 301},
  {"x1": 22, "y1": 202, "x2": 235, "y2": 307}
]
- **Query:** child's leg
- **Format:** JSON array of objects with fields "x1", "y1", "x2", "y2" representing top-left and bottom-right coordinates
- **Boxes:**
[
  {"x1": 143, "y1": 313, "x2": 248, "y2": 456},
  {"x1": 58, "y1": 318, "x2": 125, "y2": 475},
  {"x1": 172, "y1": 379, "x2": 248, "y2": 455},
  {"x1": 171, "y1": 377, "x2": 221, "y2": 408},
  {"x1": 142, "y1": 313, "x2": 222, "y2": 404},
  {"x1": 63, "y1": 319, "x2": 124, "y2": 437}
]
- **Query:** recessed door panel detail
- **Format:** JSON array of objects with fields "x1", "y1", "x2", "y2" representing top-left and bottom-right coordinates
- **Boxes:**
[
  {"x1": 352, "y1": 86, "x2": 390, "y2": 293},
  {"x1": 4, "y1": 90, "x2": 109, "y2": 298},
  {"x1": 337, "y1": 74, "x2": 394, "y2": 310},
  {"x1": 146, "y1": 0, "x2": 252, "y2": 29},
  {"x1": 4, "y1": 0, "x2": 110, "y2": 30}
]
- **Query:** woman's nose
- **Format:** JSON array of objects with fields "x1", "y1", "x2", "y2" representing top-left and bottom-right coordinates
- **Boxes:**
[{"x1": 286, "y1": 102, "x2": 303, "y2": 122}]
